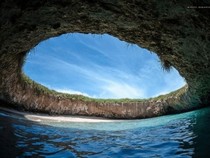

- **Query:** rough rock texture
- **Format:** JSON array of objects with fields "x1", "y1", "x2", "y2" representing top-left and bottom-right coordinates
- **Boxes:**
[{"x1": 0, "y1": 0, "x2": 210, "y2": 118}]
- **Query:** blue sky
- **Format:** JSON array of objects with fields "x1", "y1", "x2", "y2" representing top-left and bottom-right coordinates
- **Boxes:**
[{"x1": 23, "y1": 33, "x2": 185, "y2": 99}]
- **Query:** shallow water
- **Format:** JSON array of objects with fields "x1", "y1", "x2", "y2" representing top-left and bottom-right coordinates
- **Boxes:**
[{"x1": 1, "y1": 107, "x2": 210, "y2": 157}]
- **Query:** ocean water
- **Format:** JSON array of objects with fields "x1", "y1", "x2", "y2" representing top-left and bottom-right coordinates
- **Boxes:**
[{"x1": 1, "y1": 107, "x2": 210, "y2": 158}]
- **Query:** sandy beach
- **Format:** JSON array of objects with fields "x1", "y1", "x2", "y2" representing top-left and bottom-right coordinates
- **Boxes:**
[{"x1": 0, "y1": 107, "x2": 121, "y2": 123}]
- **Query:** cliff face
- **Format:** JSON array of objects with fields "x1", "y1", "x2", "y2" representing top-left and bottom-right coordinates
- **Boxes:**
[{"x1": 0, "y1": 0, "x2": 210, "y2": 118}]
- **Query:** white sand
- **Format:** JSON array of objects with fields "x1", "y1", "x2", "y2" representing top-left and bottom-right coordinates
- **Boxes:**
[{"x1": 0, "y1": 107, "x2": 122, "y2": 123}]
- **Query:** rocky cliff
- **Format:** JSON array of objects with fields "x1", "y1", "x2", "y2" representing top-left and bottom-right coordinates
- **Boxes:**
[{"x1": 0, "y1": 0, "x2": 210, "y2": 118}]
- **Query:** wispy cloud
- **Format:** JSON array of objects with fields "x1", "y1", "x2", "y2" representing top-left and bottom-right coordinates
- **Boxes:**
[
  {"x1": 55, "y1": 88, "x2": 92, "y2": 97},
  {"x1": 99, "y1": 81, "x2": 146, "y2": 99},
  {"x1": 24, "y1": 33, "x2": 186, "y2": 99},
  {"x1": 36, "y1": 56, "x2": 146, "y2": 98},
  {"x1": 53, "y1": 81, "x2": 145, "y2": 99}
]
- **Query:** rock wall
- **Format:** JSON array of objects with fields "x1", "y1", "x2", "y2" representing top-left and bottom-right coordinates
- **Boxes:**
[{"x1": 0, "y1": 0, "x2": 210, "y2": 118}]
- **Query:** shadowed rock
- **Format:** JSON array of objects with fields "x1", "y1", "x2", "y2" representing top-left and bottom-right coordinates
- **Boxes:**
[{"x1": 0, "y1": 0, "x2": 210, "y2": 118}]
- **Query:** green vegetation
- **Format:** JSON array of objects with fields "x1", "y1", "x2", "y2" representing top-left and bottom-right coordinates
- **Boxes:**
[
  {"x1": 150, "y1": 85, "x2": 187, "y2": 101},
  {"x1": 21, "y1": 73, "x2": 186, "y2": 104},
  {"x1": 160, "y1": 59, "x2": 172, "y2": 72},
  {"x1": 21, "y1": 73, "x2": 58, "y2": 95}
]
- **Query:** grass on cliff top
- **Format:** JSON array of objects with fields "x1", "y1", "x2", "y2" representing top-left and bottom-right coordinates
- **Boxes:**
[
  {"x1": 21, "y1": 73, "x2": 186, "y2": 104},
  {"x1": 150, "y1": 85, "x2": 187, "y2": 101}
]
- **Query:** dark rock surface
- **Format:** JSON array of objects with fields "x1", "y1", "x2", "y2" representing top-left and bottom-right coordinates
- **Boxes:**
[{"x1": 0, "y1": 0, "x2": 210, "y2": 118}]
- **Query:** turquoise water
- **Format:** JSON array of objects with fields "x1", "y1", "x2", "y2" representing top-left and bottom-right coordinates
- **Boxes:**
[{"x1": 1, "y1": 107, "x2": 210, "y2": 157}]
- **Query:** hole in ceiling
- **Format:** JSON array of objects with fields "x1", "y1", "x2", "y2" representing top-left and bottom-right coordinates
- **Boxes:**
[{"x1": 23, "y1": 33, "x2": 186, "y2": 99}]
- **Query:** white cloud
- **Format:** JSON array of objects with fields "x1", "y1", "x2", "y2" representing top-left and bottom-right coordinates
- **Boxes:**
[
  {"x1": 55, "y1": 88, "x2": 92, "y2": 97},
  {"x1": 99, "y1": 81, "x2": 146, "y2": 99},
  {"x1": 25, "y1": 33, "x2": 186, "y2": 99},
  {"x1": 152, "y1": 90, "x2": 171, "y2": 98},
  {"x1": 33, "y1": 55, "x2": 148, "y2": 99}
]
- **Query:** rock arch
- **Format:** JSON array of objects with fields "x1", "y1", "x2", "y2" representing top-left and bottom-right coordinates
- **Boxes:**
[{"x1": 0, "y1": 0, "x2": 210, "y2": 118}]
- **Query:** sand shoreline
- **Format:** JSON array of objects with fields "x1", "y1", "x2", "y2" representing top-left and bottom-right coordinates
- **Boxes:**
[{"x1": 0, "y1": 107, "x2": 122, "y2": 123}]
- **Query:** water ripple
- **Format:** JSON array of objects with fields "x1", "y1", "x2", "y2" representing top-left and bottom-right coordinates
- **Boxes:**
[{"x1": 1, "y1": 107, "x2": 210, "y2": 157}]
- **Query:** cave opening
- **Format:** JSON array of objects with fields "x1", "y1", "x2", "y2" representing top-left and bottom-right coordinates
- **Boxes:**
[{"x1": 23, "y1": 33, "x2": 185, "y2": 99}]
